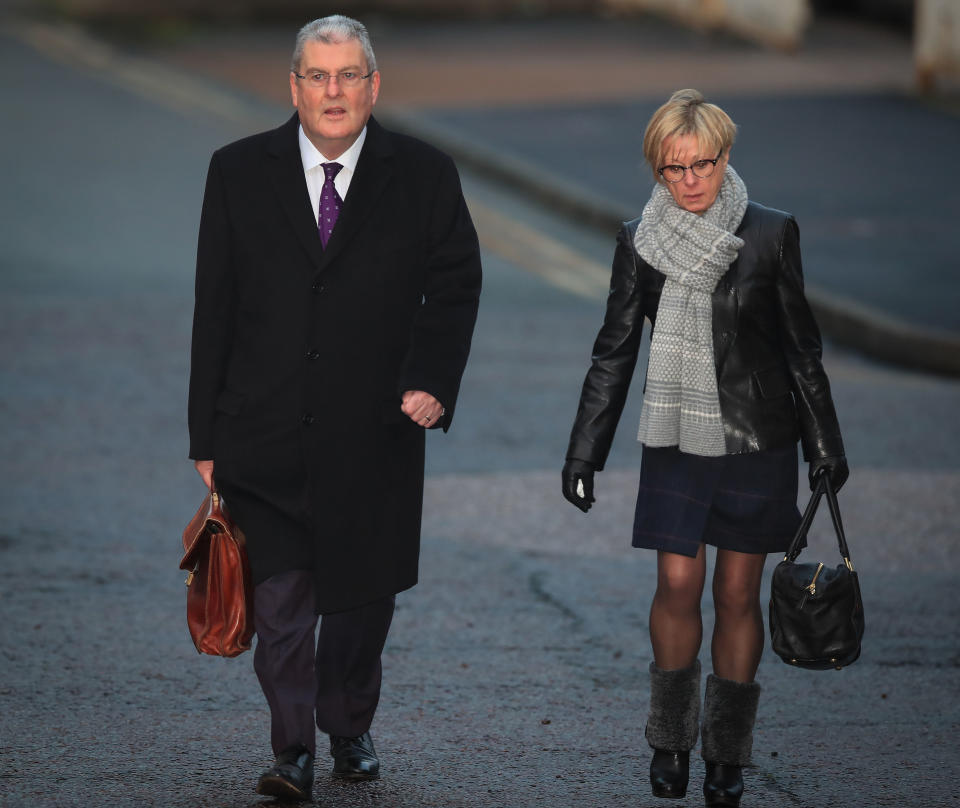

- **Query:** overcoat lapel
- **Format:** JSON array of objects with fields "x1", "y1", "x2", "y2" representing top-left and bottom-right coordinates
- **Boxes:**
[
  {"x1": 266, "y1": 114, "x2": 396, "y2": 272},
  {"x1": 266, "y1": 113, "x2": 325, "y2": 270},
  {"x1": 318, "y1": 116, "x2": 395, "y2": 271}
]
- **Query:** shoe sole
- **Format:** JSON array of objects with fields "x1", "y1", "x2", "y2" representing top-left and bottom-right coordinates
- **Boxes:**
[
  {"x1": 331, "y1": 770, "x2": 380, "y2": 781},
  {"x1": 704, "y1": 797, "x2": 741, "y2": 808},
  {"x1": 256, "y1": 774, "x2": 311, "y2": 801},
  {"x1": 651, "y1": 786, "x2": 687, "y2": 799}
]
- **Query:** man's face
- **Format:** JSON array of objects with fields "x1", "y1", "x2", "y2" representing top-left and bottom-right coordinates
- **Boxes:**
[{"x1": 290, "y1": 38, "x2": 380, "y2": 158}]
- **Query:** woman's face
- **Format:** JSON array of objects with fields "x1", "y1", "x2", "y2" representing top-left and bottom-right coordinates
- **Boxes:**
[{"x1": 658, "y1": 133, "x2": 729, "y2": 215}]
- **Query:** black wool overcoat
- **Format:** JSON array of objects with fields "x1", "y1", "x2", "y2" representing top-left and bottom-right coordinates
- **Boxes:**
[{"x1": 188, "y1": 114, "x2": 482, "y2": 613}]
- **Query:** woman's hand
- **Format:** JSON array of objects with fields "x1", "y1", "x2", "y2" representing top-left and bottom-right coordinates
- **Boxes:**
[
  {"x1": 562, "y1": 459, "x2": 596, "y2": 512},
  {"x1": 808, "y1": 455, "x2": 849, "y2": 492}
]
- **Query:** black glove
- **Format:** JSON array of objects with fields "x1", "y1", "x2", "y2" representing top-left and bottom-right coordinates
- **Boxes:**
[
  {"x1": 562, "y1": 458, "x2": 596, "y2": 513},
  {"x1": 808, "y1": 455, "x2": 849, "y2": 492}
]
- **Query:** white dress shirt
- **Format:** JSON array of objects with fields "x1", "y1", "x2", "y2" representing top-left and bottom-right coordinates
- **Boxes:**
[{"x1": 298, "y1": 125, "x2": 367, "y2": 226}]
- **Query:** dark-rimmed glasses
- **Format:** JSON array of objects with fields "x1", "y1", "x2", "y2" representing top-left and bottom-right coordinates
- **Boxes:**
[{"x1": 658, "y1": 151, "x2": 723, "y2": 183}]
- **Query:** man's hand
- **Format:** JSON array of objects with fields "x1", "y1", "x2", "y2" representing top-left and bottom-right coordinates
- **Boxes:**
[
  {"x1": 401, "y1": 390, "x2": 445, "y2": 429},
  {"x1": 562, "y1": 459, "x2": 596, "y2": 513},
  {"x1": 194, "y1": 459, "x2": 214, "y2": 490}
]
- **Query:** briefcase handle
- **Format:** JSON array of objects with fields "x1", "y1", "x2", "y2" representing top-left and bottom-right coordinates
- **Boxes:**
[
  {"x1": 208, "y1": 477, "x2": 222, "y2": 514},
  {"x1": 783, "y1": 470, "x2": 854, "y2": 571}
]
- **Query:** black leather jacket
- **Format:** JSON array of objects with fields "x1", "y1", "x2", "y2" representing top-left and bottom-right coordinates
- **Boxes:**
[{"x1": 567, "y1": 201, "x2": 844, "y2": 470}]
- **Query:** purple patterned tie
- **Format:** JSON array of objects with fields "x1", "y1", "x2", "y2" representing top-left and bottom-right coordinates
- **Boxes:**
[{"x1": 318, "y1": 161, "x2": 343, "y2": 248}]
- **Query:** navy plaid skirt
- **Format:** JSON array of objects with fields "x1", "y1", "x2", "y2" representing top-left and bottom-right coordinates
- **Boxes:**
[{"x1": 632, "y1": 444, "x2": 802, "y2": 557}]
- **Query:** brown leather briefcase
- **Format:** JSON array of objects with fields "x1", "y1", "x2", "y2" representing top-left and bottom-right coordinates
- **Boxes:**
[{"x1": 180, "y1": 490, "x2": 254, "y2": 657}]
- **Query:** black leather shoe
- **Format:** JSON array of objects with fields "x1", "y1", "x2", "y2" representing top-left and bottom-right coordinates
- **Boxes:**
[
  {"x1": 703, "y1": 762, "x2": 744, "y2": 807},
  {"x1": 650, "y1": 749, "x2": 689, "y2": 798},
  {"x1": 330, "y1": 731, "x2": 379, "y2": 780},
  {"x1": 256, "y1": 743, "x2": 314, "y2": 802}
]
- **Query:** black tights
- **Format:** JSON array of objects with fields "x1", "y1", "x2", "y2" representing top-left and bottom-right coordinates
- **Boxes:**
[{"x1": 649, "y1": 545, "x2": 767, "y2": 682}]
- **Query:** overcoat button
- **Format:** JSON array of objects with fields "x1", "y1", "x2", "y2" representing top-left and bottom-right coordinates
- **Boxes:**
[
  {"x1": 301, "y1": 414, "x2": 315, "y2": 426},
  {"x1": 305, "y1": 349, "x2": 320, "y2": 360},
  {"x1": 311, "y1": 281, "x2": 324, "y2": 293}
]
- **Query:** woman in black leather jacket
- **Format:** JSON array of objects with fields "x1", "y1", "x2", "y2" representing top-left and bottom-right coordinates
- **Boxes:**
[{"x1": 562, "y1": 90, "x2": 847, "y2": 808}]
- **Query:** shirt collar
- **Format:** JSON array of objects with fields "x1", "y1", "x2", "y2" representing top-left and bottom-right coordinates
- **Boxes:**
[{"x1": 298, "y1": 125, "x2": 367, "y2": 175}]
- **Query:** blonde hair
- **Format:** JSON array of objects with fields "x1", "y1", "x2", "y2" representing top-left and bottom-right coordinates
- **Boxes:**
[{"x1": 642, "y1": 89, "x2": 737, "y2": 181}]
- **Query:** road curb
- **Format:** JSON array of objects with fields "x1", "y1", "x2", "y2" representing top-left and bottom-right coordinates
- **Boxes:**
[{"x1": 379, "y1": 109, "x2": 960, "y2": 378}]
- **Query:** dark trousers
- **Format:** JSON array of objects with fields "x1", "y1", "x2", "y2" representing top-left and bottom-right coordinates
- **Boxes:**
[{"x1": 253, "y1": 570, "x2": 395, "y2": 757}]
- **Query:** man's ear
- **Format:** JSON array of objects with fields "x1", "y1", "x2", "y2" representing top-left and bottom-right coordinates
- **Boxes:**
[{"x1": 290, "y1": 71, "x2": 300, "y2": 108}]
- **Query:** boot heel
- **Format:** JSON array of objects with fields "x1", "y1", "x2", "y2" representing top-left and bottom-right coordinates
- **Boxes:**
[{"x1": 650, "y1": 749, "x2": 688, "y2": 798}]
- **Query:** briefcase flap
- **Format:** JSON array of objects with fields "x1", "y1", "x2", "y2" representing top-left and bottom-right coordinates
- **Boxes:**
[{"x1": 180, "y1": 491, "x2": 241, "y2": 570}]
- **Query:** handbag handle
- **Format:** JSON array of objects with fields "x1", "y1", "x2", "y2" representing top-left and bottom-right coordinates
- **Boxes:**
[
  {"x1": 783, "y1": 471, "x2": 855, "y2": 571},
  {"x1": 821, "y1": 471, "x2": 855, "y2": 571}
]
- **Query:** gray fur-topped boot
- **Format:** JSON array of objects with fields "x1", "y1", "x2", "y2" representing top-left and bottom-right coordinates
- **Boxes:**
[
  {"x1": 700, "y1": 673, "x2": 761, "y2": 808},
  {"x1": 645, "y1": 660, "x2": 701, "y2": 799}
]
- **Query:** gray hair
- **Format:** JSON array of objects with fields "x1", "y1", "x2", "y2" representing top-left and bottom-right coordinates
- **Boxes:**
[{"x1": 291, "y1": 15, "x2": 377, "y2": 74}]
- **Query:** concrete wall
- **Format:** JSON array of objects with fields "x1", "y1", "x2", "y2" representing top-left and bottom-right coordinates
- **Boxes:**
[
  {"x1": 44, "y1": 0, "x2": 597, "y2": 20},
  {"x1": 602, "y1": 0, "x2": 811, "y2": 50},
  {"x1": 916, "y1": 0, "x2": 960, "y2": 89}
]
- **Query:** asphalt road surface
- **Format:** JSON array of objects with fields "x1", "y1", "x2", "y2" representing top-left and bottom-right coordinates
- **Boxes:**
[{"x1": 2, "y1": 20, "x2": 959, "y2": 808}]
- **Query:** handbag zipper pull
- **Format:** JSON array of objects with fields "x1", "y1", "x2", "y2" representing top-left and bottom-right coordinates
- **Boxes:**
[{"x1": 798, "y1": 562, "x2": 824, "y2": 610}]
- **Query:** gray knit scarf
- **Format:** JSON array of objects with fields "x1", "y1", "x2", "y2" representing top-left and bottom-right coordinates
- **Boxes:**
[{"x1": 633, "y1": 165, "x2": 748, "y2": 456}]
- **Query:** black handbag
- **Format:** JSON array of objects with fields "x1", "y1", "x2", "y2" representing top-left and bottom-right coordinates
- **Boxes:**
[{"x1": 769, "y1": 472, "x2": 864, "y2": 670}]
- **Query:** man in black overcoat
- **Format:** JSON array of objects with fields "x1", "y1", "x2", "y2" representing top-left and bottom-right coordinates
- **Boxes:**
[{"x1": 187, "y1": 14, "x2": 481, "y2": 800}]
